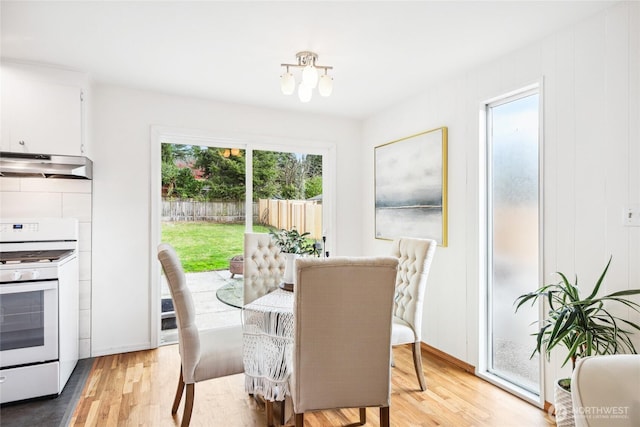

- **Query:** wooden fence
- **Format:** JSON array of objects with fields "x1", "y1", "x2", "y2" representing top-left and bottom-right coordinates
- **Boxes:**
[
  {"x1": 162, "y1": 199, "x2": 257, "y2": 222},
  {"x1": 258, "y1": 199, "x2": 322, "y2": 239},
  {"x1": 162, "y1": 198, "x2": 322, "y2": 239}
]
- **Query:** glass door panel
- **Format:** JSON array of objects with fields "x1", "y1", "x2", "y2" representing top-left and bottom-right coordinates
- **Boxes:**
[
  {"x1": 159, "y1": 143, "x2": 247, "y2": 344},
  {"x1": 252, "y1": 150, "x2": 324, "y2": 245},
  {"x1": 487, "y1": 91, "x2": 540, "y2": 394}
]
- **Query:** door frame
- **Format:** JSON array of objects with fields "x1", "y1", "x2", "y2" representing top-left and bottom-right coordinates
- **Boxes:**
[
  {"x1": 477, "y1": 79, "x2": 545, "y2": 407},
  {"x1": 149, "y1": 125, "x2": 336, "y2": 347}
]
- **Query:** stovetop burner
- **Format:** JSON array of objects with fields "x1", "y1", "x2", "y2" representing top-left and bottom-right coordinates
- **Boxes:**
[{"x1": 0, "y1": 249, "x2": 74, "y2": 264}]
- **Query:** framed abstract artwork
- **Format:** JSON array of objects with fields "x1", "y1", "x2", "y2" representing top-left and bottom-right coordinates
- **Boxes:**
[{"x1": 374, "y1": 126, "x2": 448, "y2": 246}]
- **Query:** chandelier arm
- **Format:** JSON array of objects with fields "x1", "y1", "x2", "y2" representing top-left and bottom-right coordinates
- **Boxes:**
[{"x1": 280, "y1": 64, "x2": 333, "y2": 70}]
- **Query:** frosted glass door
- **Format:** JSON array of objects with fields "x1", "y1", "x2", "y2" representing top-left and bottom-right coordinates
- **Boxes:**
[{"x1": 487, "y1": 91, "x2": 540, "y2": 394}]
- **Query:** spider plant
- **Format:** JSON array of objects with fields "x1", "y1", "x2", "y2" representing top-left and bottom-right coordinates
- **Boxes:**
[{"x1": 515, "y1": 257, "x2": 640, "y2": 385}]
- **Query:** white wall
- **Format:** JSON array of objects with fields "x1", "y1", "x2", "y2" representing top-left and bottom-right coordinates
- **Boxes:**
[
  {"x1": 362, "y1": 1, "x2": 639, "y2": 401},
  {"x1": 90, "y1": 84, "x2": 361, "y2": 356}
]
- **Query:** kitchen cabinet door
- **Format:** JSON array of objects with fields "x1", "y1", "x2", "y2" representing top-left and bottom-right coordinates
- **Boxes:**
[{"x1": 2, "y1": 78, "x2": 83, "y2": 156}]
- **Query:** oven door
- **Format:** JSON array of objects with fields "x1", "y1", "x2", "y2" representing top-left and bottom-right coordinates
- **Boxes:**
[{"x1": 0, "y1": 280, "x2": 58, "y2": 368}]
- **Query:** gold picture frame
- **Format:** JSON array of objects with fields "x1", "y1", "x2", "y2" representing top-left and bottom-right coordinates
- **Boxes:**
[{"x1": 374, "y1": 126, "x2": 448, "y2": 246}]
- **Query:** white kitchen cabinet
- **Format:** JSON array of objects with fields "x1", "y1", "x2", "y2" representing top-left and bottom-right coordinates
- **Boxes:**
[{"x1": 1, "y1": 73, "x2": 84, "y2": 156}]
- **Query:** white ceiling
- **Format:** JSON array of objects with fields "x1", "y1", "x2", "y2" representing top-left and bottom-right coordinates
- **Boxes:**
[{"x1": 1, "y1": 1, "x2": 617, "y2": 119}]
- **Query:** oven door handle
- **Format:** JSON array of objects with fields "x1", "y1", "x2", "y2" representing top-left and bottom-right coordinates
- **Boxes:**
[{"x1": 0, "y1": 281, "x2": 57, "y2": 294}]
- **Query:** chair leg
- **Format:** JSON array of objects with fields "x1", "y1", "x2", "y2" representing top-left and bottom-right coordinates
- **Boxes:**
[
  {"x1": 412, "y1": 341, "x2": 427, "y2": 391},
  {"x1": 266, "y1": 401, "x2": 274, "y2": 427},
  {"x1": 359, "y1": 408, "x2": 366, "y2": 425},
  {"x1": 181, "y1": 383, "x2": 195, "y2": 427},
  {"x1": 295, "y1": 413, "x2": 304, "y2": 427},
  {"x1": 172, "y1": 367, "x2": 185, "y2": 414},
  {"x1": 380, "y1": 406, "x2": 390, "y2": 427}
]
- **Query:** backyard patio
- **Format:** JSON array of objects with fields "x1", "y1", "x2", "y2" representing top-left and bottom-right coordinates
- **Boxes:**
[{"x1": 160, "y1": 269, "x2": 243, "y2": 345}]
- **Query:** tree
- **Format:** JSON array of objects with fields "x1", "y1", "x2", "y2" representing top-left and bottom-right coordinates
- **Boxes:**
[
  {"x1": 175, "y1": 167, "x2": 203, "y2": 198},
  {"x1": 161, "y1": 161, "x2": 180, "y2": 197},
  {"x1": 305, "y1": 176, "x2": 322, "y2": 199},
  {"x1": 162, "y1": 143, "x2": 205, "y2": 199},
  {"x1": 276, "y1": 153, "x2": 306, "y2": 199},
  {"x1": 305, "y1": 154, "x2": 323, "y2": 177},
  {"x1": 198, "y1": 147, "x2": 246, "y2": 201},
  {"x1": 161, "y1": 144, "x2": 323, "y2": 202},
  {"x1": 161, "y1": 143, "x2": 191, "y2": 163},
  {"x1": 252, "y1": 150, "x2": 279, "y2": 200}
]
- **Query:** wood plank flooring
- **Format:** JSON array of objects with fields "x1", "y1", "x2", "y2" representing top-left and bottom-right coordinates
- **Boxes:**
[{"x1": 69, "y1": 344, "x2": 554, "y2": 426}]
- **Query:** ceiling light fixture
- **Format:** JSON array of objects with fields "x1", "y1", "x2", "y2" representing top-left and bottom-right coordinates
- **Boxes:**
[{"x1": 280, "y1": 51, "x2": 333, "y2": 103}]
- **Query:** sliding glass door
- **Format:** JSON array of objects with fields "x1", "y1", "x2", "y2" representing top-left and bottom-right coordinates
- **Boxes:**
[{"x1": 156, "y1": 140, "x2": 328, "y2": 343}]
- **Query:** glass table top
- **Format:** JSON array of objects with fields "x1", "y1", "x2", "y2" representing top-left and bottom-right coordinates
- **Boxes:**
[{"x1": 216, "y1": 279, "x2": 244, "y2": 308}]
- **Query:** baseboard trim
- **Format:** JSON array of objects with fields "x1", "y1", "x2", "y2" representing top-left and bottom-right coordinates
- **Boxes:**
[{"x1": 421, "y1": 342, "x2": 475, "y2": 373}]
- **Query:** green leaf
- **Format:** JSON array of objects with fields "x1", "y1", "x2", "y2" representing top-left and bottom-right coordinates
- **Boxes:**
[
  {"x1": 586, "y1": 256, "x2": 612, "y2": 300},
  {"x1": 512, "y1": 256, "x2": 640, "y2": 370}
]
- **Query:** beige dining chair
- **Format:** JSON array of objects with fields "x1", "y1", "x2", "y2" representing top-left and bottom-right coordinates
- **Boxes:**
[
  {"x1": 157, "y1": 243, "x2": 244, "y2": 427},
  {"x1": 243, "y1": 232, "x2": 285, "y2": 304},
  {"x1": 291, "y1": 256, "x2": 398, "y2": 427},
  {"x1": 571, "y1": 354, "x2": 640, "y2": 427},
  {"x1": 390, "y1": 237, "x2": 437, "y2": 391}
]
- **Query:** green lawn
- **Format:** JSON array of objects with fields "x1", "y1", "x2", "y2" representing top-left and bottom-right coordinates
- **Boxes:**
[{"x1": 161, "y1": 222, "x2": 271, "y2": 272}]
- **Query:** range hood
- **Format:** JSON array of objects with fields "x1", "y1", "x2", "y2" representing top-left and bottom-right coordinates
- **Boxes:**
[{"x1": 0, "y1": 152, "x2": 93, "y2": 179}]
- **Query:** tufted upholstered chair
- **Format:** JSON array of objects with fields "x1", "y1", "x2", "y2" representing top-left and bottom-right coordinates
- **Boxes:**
[
  {"x1": 291, "y1": 256, "x2": 398, "y2": 427},
  {"x1": 571, "y1": 354, "x2": 640, "y2": 427},
  {"x1": 390, "y1": 237, "x2": 436, "y2": 391},
  {"x1": 157, "y1": 243, "x2": 244, "y2": 427},
  {"x1": 243, "y1": 232, "x2": 286, "y2": 304}
]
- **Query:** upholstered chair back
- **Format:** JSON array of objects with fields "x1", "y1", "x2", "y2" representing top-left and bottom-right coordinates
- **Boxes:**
[
  {"x1": 390, "y1": 237, "x2": 436, "y2": 341},
  {"x1": 571, "y1": 354, "x2": 640, "y2": 427},
  {"x1": 291, "y1": 256, "x2": 398, "y2": 416},
  {"x1": 244, "y1": 232, "x2": 285, "y2": 304},
  {"x1": 157, "y1": 243, "x2": 201, "y2": 383}
]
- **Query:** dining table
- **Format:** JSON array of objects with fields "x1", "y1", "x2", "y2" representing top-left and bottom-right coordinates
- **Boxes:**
[{"x1": 242, "y1": 288, "x2": 295, "y2": 426}]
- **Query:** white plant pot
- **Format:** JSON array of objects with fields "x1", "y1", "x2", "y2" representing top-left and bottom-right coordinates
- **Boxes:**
[
  {"x1": 554, "y1": 379, "x2": 575, "y2": 427},
  {"x1": 282, "y1": 253, "x2": 299, "y2": 285}
]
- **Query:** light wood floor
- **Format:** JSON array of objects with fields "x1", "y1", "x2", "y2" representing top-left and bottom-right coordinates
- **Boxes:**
[{"x1": 69, "y1": 344, "x2": 554, "y2": 426}]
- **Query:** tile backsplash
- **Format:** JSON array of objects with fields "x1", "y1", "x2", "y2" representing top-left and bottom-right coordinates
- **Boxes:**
[{"x1": 0, "y1": 176, "x2": 93, "y2": 359}]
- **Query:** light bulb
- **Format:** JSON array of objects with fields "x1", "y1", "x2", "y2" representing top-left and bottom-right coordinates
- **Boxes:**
[
  {"x1": 302, "y1": 65, "x2": 318, "y2": 89},
  {"x1": 280, "y1": 71, "x2": 295, "y2": 95},
  {"x1": 298, "y1": 82, "x2": 312, "y2": 103},
  {"x1": 318, "y1": 74, "x2": 333, "y2": 97}
]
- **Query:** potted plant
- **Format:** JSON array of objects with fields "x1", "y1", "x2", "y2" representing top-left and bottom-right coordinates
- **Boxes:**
[
  {"x1": 269, "y1": 228, "x2": 318, "y2": 287},
  {"x1": 515, "y1": 257, "x2": 640, "y2": 427}
]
